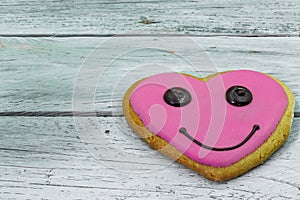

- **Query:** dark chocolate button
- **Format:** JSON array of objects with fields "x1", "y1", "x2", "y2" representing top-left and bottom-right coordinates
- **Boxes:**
[
  {"x1": 163, "y1": 87, "x2": 191, "y2": 107},
  {"x1": 226, "y1": 86, "x2": 252, "y2": 106}
]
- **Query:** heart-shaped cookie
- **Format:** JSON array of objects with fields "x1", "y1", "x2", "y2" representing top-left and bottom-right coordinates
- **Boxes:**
[{"x1": 123, "y1": 70, "x2": 294, "y2": 181}]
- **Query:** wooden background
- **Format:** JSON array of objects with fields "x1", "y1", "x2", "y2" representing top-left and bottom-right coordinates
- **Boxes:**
[{"x1": 0, "y1": 0, "x2": 299, "y2": 199}]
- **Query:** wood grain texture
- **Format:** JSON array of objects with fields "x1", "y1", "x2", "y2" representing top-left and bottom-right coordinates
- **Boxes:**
[
  {"x1": 1, "y1": 37, "x2": 300, "y2": 113},
  {"x1": 1, "y1": 1, "x2": 300, "y2": 197},
  {"x1": 0, "y1": 0, "x2": 299, "y2": 35},
  {"x1": 0, "y1": 117, "x2": 299, "y2": 199}
]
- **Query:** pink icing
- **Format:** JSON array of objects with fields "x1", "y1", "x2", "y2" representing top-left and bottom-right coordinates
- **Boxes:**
[{"x1": 130, "y1": 70, "x2": 288, "y2": 167}]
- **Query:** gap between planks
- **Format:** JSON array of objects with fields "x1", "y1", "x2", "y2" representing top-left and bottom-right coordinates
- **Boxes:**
[
  {"x1": 0, "y1": 34, "x2": 299, "y2": 38},
  {"x1": 0, "y1": 111, "x2": 299, "y2": 118}
]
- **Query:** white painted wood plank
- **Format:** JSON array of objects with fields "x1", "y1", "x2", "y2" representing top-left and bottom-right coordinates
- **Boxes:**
[
  {"x1": 0, "y1": 0, "x2": 299, "y2": 35},
  {"x1": 1, "y1": 37, "x2": 300, "y2": 113},
  {"x1": 0, "y1": 117, "x2": 299, "y2": 199}
]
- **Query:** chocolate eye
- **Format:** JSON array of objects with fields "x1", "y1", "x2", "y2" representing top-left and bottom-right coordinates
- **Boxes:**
[
  {"x1": 163, "y1": 87, "x2": 191, "y2": 107},
  {"x1": 226, "y1": 86, "x2": 252, "y2": 106}
]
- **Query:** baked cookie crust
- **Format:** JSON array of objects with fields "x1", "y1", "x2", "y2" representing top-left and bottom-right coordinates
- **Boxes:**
[{"x1": 122, "y1": 72, "x2": 294, "y2": 181}]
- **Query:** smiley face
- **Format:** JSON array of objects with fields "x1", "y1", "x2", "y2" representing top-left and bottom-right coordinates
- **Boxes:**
[{"x1": 129, "y1": 70, "x2": 288, "y2": 167}]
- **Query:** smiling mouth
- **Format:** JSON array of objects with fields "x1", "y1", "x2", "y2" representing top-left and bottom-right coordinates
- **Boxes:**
[{"x1": 179, "y1": 125, "x2": 260, "y2": 151}]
